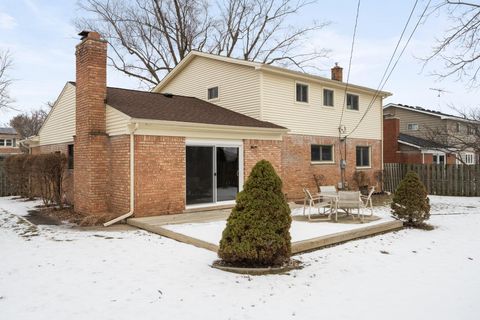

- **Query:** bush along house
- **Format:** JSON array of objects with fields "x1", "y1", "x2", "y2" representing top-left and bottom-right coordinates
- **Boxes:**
[{"x1": 25, "y1": 31, "x2": 391, "y2": 220}]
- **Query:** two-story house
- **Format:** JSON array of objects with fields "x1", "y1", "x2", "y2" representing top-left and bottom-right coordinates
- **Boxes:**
[
  {"x1": 26, "y1": 31, "x2": 390, "y2": 219},
  {"x1": 0, "y1": 127, "x2": 21, "y2": 159},
  {"x1": 383, "y1": 103, "x2": 478, "y2": 165}
]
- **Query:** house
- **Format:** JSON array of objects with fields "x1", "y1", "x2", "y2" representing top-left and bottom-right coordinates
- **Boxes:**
[
  {"x1": 26, "y1": 31, "x2": 390, "y2": 218},
  {"x1": 0, "y1": 127, "x2": 21, "y2": 159},
  {"x1": 383, "y1": 103, "x2": 478, "y2": 165}
]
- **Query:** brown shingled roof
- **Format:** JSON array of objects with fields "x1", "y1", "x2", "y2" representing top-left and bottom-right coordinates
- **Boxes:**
[{"x1": 69, "y1": 82, "x2": 285, "y2": 129}]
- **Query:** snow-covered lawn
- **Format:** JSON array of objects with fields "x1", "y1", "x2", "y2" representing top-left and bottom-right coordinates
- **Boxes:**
[{"x1": 1, "y1": 196, "x2": 479, "y2": 320}]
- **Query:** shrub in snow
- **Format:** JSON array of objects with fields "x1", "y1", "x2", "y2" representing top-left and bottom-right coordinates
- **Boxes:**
[
  {"x1": 218, "y1": 160, "x2": 291, "y2": 267},
  {"x1": 391, "y1": 171, "x2": 431, "y2": 228}
]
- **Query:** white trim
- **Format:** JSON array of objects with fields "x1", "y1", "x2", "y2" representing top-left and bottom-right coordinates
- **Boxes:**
[
  {"x1": 206, "y1": 85, "x2": 220, "y2": 101},
  {"x1": 356, "y1": 145, "x2": 372, "y2": 169},
  {"x1": 322, "y1": 87, "x2": 335, "y2": 107},
  {"x1": 294, "y1": 81, "x2": 309, "y2": 104}
]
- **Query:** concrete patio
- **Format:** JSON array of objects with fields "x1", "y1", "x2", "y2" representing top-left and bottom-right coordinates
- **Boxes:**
[{"x1": 127, "y1": 204, "x2": 403, "y2": 254}]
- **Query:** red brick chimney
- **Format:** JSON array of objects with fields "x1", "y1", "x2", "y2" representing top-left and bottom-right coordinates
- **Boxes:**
[
  {"x1": 383, "y1": 117, "x2": 400, "y2": 163},
  {"x1": 74, "y1": 31, "x2": 109, "y2": 215},
  {"x1": 331, "y1": 63, "x2": 343, "y2": 82}
]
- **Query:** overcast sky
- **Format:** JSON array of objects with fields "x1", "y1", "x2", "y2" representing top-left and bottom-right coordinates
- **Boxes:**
[{"x1": 0, "y1": 0, "x2": 477, "y2": 124}]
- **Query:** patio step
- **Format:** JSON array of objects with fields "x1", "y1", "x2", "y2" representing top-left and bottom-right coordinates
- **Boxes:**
[{"x1": 291, "y1": 220, "x2": 404, "y2": 254}]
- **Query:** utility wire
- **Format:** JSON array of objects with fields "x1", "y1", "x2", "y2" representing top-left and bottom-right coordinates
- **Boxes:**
[
  {"x1": 347, "y1": 0, "x2": 431, "y2": 137},
  {"x1": 338, "y1": 0, "x2": 362, "y2": 136}
]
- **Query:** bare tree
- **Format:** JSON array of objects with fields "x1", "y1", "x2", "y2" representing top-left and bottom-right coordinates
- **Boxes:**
[
  {"x1": 423, "y1": 106, "x2": 480, "y2": 164},
  {"x1": 424, "y1": 1, "x2": 480, "y2": 87},
  {"x1": 76, "y1": 0, "x2": 329, "y2": 87},
  {"x1": 9, "y1": 108, "x2": 48, "y2": 139},
  {"x1": 0, "y1": 50, "x2": 13, "y2": 109}
]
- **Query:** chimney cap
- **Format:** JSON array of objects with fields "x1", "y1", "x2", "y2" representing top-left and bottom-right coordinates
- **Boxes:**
[{"x1": 78, "y1": 30, "x2": 101, "y2": 41}]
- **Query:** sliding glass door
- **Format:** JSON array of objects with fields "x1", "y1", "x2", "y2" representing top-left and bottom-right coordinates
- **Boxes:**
[{"x1": 186, "y1": 144, "x2": 241, "y2": 206}]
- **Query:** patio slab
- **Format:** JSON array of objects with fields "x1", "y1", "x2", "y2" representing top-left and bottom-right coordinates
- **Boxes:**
[{"x1": 127, "y1": 206, "x2": 403, "y2": 254}]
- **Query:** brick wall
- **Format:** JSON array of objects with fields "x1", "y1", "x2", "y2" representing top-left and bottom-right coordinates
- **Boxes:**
[
  {"x1": 383, "y1": 118, "x2": 400, "y2": 163},
  {"x1": 107, "y1": 135, "x2": 130, "y2": 213},
  {"x1": 243, "y1": 139, "x2": 282, "y2": 182},
  {"x1": 30, "y1": 143, "x2": 74, "y2": 204},
  {"x1": 281, "y1": 134, "x2": 382, "y2": 200},
  {"x1": 134, "y1": 135, "x2": 185, "y2": 217}
]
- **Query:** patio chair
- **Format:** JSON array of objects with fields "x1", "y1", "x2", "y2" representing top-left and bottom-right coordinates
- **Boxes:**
[
  {"x1": 360, "y1": 186, "x2": 375, "y2": 217},
  {"x1": 302, "y1": 188, "x2": 336, "y2": 221},
  {"x1": 337, "y1": 191, "x2": 362, "y2": 220}
]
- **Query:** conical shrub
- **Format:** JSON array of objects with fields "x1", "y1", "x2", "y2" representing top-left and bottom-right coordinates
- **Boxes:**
[
  {"x1": 218, "y1": 160, "x2": 291, "y2": 267},
  {"x1": 391, "y1": 171, "x2": 430, "y2": 227}
]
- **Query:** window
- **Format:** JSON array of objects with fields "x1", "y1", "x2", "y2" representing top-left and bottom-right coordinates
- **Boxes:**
[
  {"x1": 323, "y1": 89, "x2": 334, "y2": 106},
  {"x1": 433, "y1": 154, "x2": 445, "y2": 165},
  {"x1": 407, "y1": 123, "x2": 419, "y2": 131},
  {"x1": 455, "y1": 123, "x2": 461, "y2": 133},
  {"x1": 467, "y1": 125, "x2": 474, "y2": 135},
  {"x1": 356, "y1": 146, "x2": 370, "y2": 167},
  {"x1": 207, "y1": 86, "x2": 218, "y2": 100},
  {"x1": 68, "y1": 144, "x2": 74, "y2": 169},
  {"x1": 0, "y1": 139, "x2": 13, "y2": 147},
  {"x1": 461, "y1": 153, "x2": 475, "y2": 165},
  {"x1": 296, "y1": 83, "x2": 308, "y2": 103},
  {"x1": 346, "y1": 94, "x2": 359, "y2": 110},
  {"x1": 311, "y1": 145, "x2": 334, "y2": 162}
]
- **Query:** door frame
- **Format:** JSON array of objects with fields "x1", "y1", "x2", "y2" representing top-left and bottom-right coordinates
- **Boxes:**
[{"x1": 185, "y1": 139, "x2": 244, "y2": 209}]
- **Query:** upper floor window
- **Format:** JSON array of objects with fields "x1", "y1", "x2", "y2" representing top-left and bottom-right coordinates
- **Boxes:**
[
  {"x1": 455, "y1": 122, "x2": 461, "y2": 132},
  {"x1": 311, "y1": 145, "x2": 334, "y2": 162},
  {"x1": 407, "y1": 123, "x2": 419, "y2": 131},
  {"x1": 207, "y1": 86, "x2": 219, "y2": 100},
  {"x1": 296, "y1": 83, "x2": 309, "y2": 103},
  {"x1": 346, "y1": 93, "x2": 359, "y2": 110},
  {"x1": 323, "y1": 89, "x2": 334, "y2": 106},
  {"x1": 356, "y1": 146, "x2": 370, "y2": 167}
]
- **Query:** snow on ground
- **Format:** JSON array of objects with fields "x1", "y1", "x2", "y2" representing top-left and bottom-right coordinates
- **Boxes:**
[
  {"x1": 1, "y1": 196, "x2": 479, "y2": 320},
  {"x1": 163, "y1": 206, "x2": 395, "y2": 243}
]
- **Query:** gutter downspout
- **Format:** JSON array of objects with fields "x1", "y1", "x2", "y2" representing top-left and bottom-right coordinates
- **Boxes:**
[{"x1": 104, "y1": 122, "x2": 138, "y2": 226}]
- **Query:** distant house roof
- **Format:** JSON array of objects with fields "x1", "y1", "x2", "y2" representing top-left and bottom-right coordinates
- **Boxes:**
[
  {"x1": 68, "y1": 82, "x2": 285, "y2": 130},
  {"x1": 384, "y1": 103, "x2": 476, "y2": 123},
  {"x1": 398, "y1": 133, "x2": 446, "y2": 149},
  {"x1": 0, "y1": 127, "x2": 17, "y2": 135}
]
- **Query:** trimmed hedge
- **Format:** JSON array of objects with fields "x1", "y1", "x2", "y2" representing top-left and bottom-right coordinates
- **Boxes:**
[{"x1": 218, "y1": 160, "x2": 292, "y2": 267}]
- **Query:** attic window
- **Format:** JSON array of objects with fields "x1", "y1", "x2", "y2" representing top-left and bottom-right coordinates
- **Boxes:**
[
  {"x1": 207, "y1": 86, "x2": 219, "y2": 100},
  {"x1": 407, "y1": 123, "x2": 419, "y2": 131}
]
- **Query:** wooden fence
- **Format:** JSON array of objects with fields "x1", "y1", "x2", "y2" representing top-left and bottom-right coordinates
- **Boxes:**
[
  {"x1": 0, "y1": 158, "x2": 11, "y2": 196},
  {"x1": 384, "y1": 163, "x2": 480, "y2": 196}
]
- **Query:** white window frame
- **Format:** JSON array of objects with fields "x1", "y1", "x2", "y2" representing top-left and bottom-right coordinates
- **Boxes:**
[
  {"x1": 458, "y1": 152, "x2": 475, "y2": 165},
  {"x1": 207, "y1": 86, "x2": 219, "y2": 101},
  {"x1": 323, "y1": 88, "x2": 334, "y2": 107},
  {"x1": 432, "y1": 153, "x2": 446, "y2": 165},
  {"x1": 311, "y1": 144, "x2": 335, "y2": 164},
  {"x1": 356, "y1": 145, "x2": 371, "y2": 168},
  {"x1": 0, "y1": 138, "x2": 13, "y2": 148},
  {"x1": 295, "y1": 81, "x2": 309, "y2": 104},
  {"x1": 407, "y1": 123, "x2": 419, "y2": 131}
]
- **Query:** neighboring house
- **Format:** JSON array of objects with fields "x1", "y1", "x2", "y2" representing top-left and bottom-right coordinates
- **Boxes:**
[
  {"x1": 0, "y1": 128, "x2": 21, "y2": 159},
  {"x1": 383, "y1": 103, "x2": 478, "y2": 165},
  {"x1": 26, "y1": 31, "x2": 390, "y2": 218}
]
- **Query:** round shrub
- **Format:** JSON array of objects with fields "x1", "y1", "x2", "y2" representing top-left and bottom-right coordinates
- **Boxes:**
[
  {"x1": 218, "y1": 160, "x2": 292, "y2": 267},
  {"x1": 391, "y1": 171, "x2": 431, "y2": 228}
]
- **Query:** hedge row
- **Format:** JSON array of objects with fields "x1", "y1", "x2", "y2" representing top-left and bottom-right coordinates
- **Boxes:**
[{"x1": 5, "y1": 153, "x2": 67, "y2": 207}]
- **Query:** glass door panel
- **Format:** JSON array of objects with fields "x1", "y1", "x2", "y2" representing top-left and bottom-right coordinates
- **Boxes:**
[
  {"x1": 186, "y1": 146, "x2": 214, "y2": 205},
  {"x1": 216, "y1": 147, "x2": 239, "y2": 202}
]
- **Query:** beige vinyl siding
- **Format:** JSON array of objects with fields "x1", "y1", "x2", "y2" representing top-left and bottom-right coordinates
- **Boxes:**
[
  {"x1": 38, "y1": 83, "x2": 76, "y2": 146},
  {"x1": 157, "y1": 56, "x2": 261, "y2": 119},
  {"x1": 106, "y1": 106, "x2": 130, "y2": 136},
  {"x1": 384, "y1": 107, "x2": 445, "y2": 138},
  {"x1": 261, "y1": 71, "x2": 382, "y2": 140}
]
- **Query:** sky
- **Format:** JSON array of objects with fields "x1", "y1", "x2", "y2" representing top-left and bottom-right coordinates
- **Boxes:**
[{"x1": 0, "y1": 0, "x2": 477, "y2": 124}]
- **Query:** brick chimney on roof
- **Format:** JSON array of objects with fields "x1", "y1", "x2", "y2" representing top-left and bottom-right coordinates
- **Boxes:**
[
  {"x1": 331, "y1": 63, "x2": 343, "y2": 82},
  {"x1": 74, "y1": 30, "x2": 109, "y2": 215}
]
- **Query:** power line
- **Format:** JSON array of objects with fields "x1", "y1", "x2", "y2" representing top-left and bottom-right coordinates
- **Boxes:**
[
  {"x1": 338, "y1": 0, "x2": 362, "y2": 135},
  {"x1": 346, "y1": 0, "x2": 431, "y2": 138}
]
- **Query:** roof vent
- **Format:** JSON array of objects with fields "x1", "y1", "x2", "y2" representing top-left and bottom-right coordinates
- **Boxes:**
[{"x1": 162, "y1": 93, "x2": 174, "y2": 98}]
